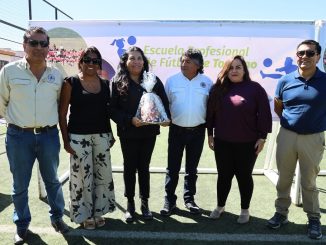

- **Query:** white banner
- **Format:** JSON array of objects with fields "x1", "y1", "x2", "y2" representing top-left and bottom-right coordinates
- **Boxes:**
[{"x1": 31, "y1": 20, "x2": 324, "y2": 117}]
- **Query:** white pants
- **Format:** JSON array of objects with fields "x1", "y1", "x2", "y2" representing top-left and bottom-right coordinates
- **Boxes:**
[{"x1": 69, "y1": 132, "x2": 116, "y2": 224}]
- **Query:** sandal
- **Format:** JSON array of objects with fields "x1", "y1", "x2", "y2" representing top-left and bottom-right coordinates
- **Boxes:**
[
  {"x1": 95, "y1": 216, "x2": 105, "y2": 227},
  {"x1": 83, "y1": 218, "x2": 96, "y2": 230}
]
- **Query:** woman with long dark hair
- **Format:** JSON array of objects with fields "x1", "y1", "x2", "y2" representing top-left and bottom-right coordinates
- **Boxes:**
[
  {"x1": 110, "y1": 46, "x2": 170, "y2": 223},
  {"x1": 206, "y1": 55, "x2": 272, "y2": 224}
]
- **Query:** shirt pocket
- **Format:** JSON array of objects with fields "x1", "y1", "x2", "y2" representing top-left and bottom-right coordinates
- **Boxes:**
[
  {"x1": 45, "y1": 80, "x2": 61, "y2": 91},
  {"x1": 9, "y1": 78, "x2": 31, "y2": 97},
  {"x1": 10, "y1": 78, "x2": 31, "y2": 86}
]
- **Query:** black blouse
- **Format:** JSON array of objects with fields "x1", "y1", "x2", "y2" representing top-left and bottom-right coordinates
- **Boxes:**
[
  {"x1": 67, "y1": 76, "x2": 112, "y2": 134},
  {"x1": 110, "y1": 76, "x2": 170, "y2": 139}
]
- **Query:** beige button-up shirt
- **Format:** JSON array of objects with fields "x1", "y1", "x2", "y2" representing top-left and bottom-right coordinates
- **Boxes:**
[{"x1": 0, "y1": 57, "x2": 63, "y2": 127}]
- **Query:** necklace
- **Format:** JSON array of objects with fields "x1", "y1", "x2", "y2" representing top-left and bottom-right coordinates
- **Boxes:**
[{"x1": 80, "y1": 77, "x2": 101, "y2": 93}]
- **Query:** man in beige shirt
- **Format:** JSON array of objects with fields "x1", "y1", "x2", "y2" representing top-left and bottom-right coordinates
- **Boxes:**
[{"x1": 0, "y1": 26, "x2": 69, "y2": 244}]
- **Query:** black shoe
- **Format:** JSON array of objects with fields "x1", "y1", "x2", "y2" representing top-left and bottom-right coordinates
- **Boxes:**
[
  {"x1": 125, "y1": 200, "x2": 135, "y2": 223},
  {"x1": 14, "y1": 229, "x2": 28, "y2": 245},
  {"x1": 307, "y1": 218, "x2": 322, "y2": 240},
  {"x1": 125, "y1": 210, "x2": 135, "y2": 223},
  {"x1": 141, "y1": 199, "x2": 153, "y2": 220},
  {"x1": 185, "y1": 201, "x2": 201, "y2": 214},
  {"x1": 51, "y1": 219, "x2": 69, "y2": 234},
  {"x1": 266, "y1": 212, "x2": 288, "y2": 229},
  {"x1": 160, "y1": 202, "x2": 176, "y2": 216}
]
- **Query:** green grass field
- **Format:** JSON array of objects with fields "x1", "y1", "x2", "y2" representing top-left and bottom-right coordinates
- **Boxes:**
[{"x1": 0, "y1": 123, "x2": 325, "y2": 244}]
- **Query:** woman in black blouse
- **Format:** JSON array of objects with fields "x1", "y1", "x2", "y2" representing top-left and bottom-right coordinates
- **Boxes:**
[
  {"x1": 59, "y1": 46, "x2": 115, "y2": 229},
  {"x1": 110, "y1": 46, "x2": 170, "y2": 223}
]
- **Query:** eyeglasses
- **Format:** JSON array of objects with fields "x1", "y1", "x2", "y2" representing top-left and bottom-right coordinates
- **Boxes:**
[
  {"x1": 82, "y1": 57, "x2": 101, "y2": 65},
  {"x1": 27, "y1": 39, "x2": 49, "y2": 48},
  {"x1": 296, "y1": 50, "x2": 317, "y2": 58}
]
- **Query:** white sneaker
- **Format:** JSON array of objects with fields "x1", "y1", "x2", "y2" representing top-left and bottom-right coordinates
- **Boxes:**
[
  {"x1": 209, "y1": 208, "x2": 224, "y2": 219},
  {"x1": 237, "y1": 214, "x2": 250, "y2": 224},
  {"x1": 237, "y1": 209, "x2": 250, "y2": 224}
]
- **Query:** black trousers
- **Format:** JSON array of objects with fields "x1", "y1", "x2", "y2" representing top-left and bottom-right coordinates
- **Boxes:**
[
  {"x1": 120, "y1": 136, "x2": 156, "y2": 200},
  {"x1": 164, "y1": 124, "x2": 205, "y2": 204},
  {"x1": 214, "y1": 138, "x2": 257, "y2": 209}
]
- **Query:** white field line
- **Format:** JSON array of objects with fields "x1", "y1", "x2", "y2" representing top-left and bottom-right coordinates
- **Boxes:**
[{"x1": 0, "y1": 225, "x2": 321, "y2": 243}]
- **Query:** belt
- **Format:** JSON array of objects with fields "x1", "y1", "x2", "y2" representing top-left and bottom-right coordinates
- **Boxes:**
[
  {"x1": 172, "y1": 123, "x2": 205, "y2": 130},
  {"x1": 282, "y1": 127, "x2": 316, "y2": 135},
  {"x1": 8, "y1": 123, "x2": 57, "y2": 134}
]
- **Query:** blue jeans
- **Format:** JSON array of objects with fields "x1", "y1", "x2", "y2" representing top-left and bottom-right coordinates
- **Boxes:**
[{"x1": 6, "y1": 126, "x2": 65, "y2": 230}]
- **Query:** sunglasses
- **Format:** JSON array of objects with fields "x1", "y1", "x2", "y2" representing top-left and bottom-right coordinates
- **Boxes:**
[
  {"x1": 82, "y1": 56, "x2": 101, "y2": 65},
  {"x1": 27, "y1": 39, "x2": 49, "y2": 48},
  {"x1": 296, "y1": 50, "x2": 317, "y2": 58}
]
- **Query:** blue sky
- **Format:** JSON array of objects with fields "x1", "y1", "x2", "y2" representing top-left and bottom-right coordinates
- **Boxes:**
[
  {"x1": 35, "y1": 0, "x2": 326, "y2": 21},
  {"x1": 1, "y1": 0, "x2": 326, "y2": 51}
]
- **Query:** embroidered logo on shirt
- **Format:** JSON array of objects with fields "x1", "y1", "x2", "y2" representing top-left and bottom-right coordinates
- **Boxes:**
[
  {"x1": 47, "y1": 74, "x2": 56, "y2": 83},
  {"x1": 200, "y1": 82, "x2": 206, "y2": 88}
]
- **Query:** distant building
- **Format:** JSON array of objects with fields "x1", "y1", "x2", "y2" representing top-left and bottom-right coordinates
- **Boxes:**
[{"x1": 0, "y1": 48, "x2": 23, "y2": 70}]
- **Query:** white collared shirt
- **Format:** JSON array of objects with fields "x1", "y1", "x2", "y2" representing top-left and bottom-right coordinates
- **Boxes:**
[
  {"x1": 165, "y1": 72, "x2": 213, "y2": 127},
  {"x1": 0, "y1": 57, "x2": 63, "y2": 127}
]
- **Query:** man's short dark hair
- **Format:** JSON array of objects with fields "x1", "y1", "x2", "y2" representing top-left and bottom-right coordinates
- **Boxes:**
[
  {"x1": 182, "y1": 48, "x2": 204, "y2": 74},
  {"x1": 23, "y1": 26, "x2": 49, "y2": 43},
  {"x1": 297, "y1": 39, "x2": 321, "y2": 55}
]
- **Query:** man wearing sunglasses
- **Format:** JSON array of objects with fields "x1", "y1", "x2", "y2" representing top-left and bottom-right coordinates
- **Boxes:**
[
  {"x1": 0, "y1": 26, "x2": 69, "y2": 244},
  {"x1": 267, "y1": 40, "x2": 325, "y2": 240}
]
